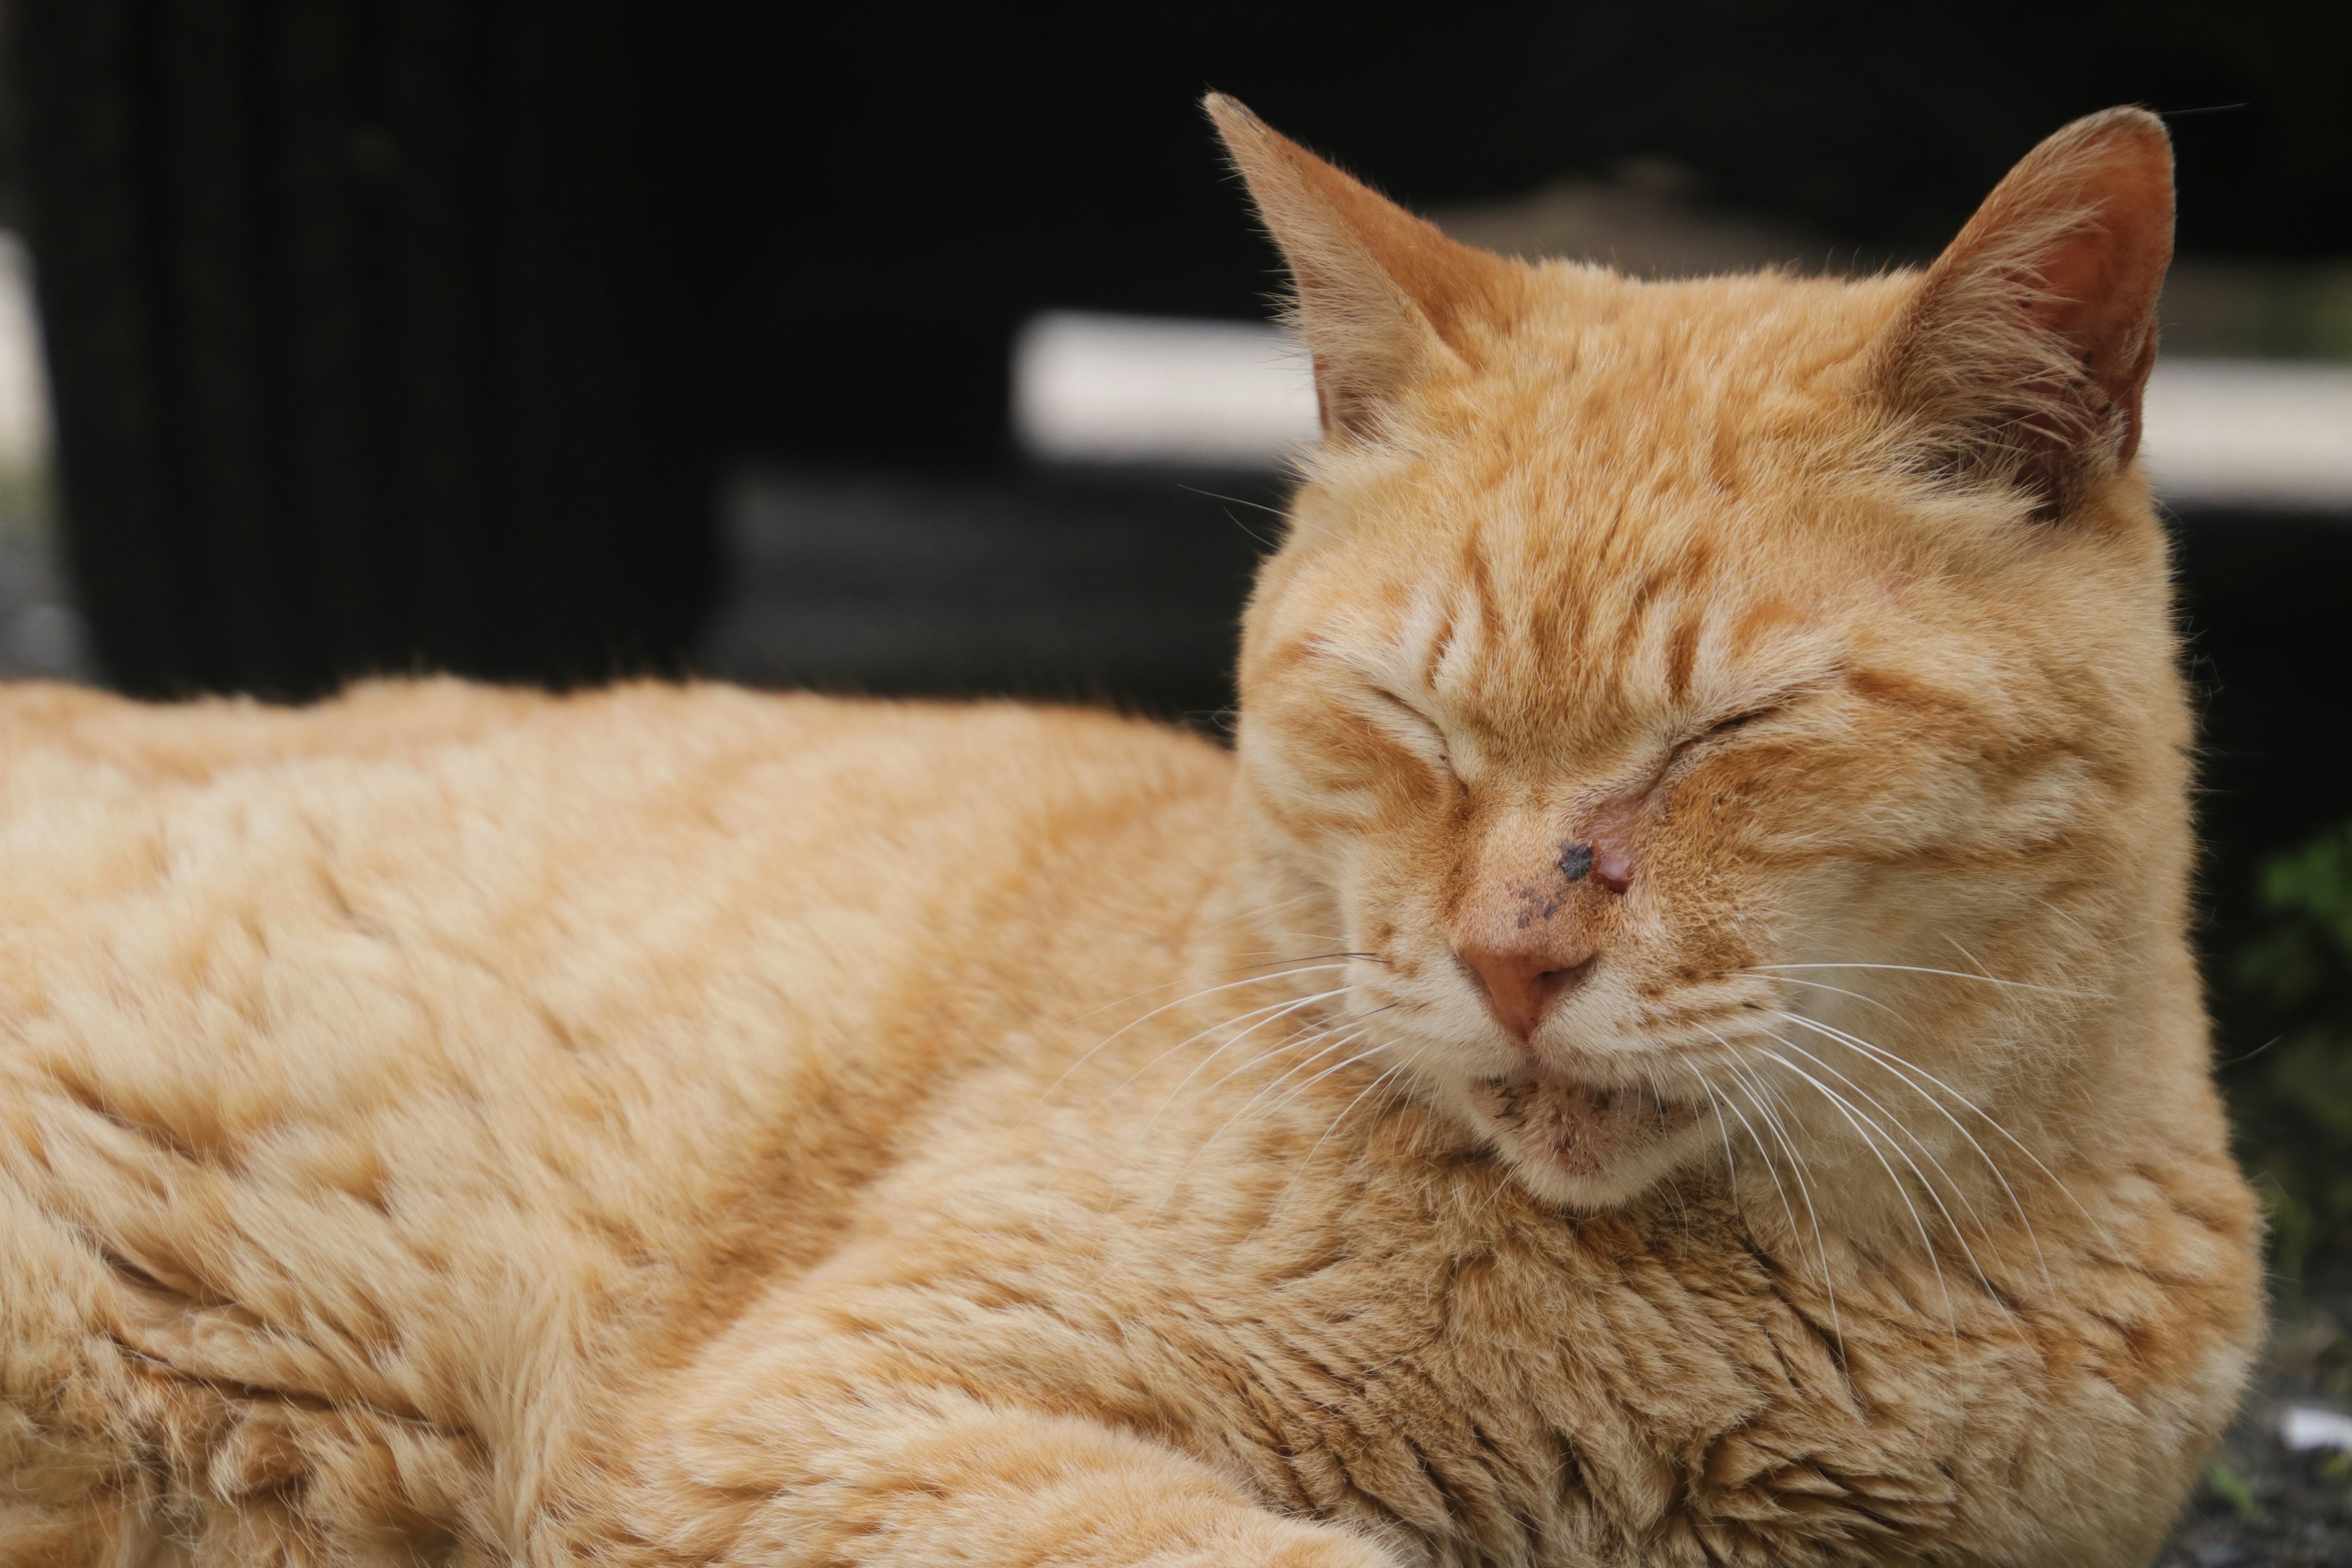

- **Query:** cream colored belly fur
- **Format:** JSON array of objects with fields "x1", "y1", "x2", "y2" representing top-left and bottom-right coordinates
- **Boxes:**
[{"x1": 0, "y1": 680, "x2": 2256, "y2": 1568}]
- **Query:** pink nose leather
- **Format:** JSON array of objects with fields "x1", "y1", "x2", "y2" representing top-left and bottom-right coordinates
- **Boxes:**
[{"x1": 1457, "y1": 941, "x2": 1595, "y2": 1042}]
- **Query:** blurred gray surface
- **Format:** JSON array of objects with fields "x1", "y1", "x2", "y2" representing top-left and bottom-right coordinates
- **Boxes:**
[
  {"x1": 0, "y1": 529, "x2": 85, "y2": 681},
  {"x1": 696, "y1": 466, "x2": 1273, "y2": 718}
]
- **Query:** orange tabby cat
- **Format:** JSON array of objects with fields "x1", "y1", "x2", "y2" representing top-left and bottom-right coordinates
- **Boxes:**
[{"x1": 0, "y1": 98, "x2": 2260, "y2": 1567}]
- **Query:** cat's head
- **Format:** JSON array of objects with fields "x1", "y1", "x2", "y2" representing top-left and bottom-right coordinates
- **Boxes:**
[{"x1": 1210, "y1": 96, "x2": 2187, "y2": 1211}]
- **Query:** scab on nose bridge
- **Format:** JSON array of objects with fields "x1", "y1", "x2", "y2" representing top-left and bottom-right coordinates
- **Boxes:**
[{"x1": 1559, "y1": 834, "x2": 1633, "y2": 896}]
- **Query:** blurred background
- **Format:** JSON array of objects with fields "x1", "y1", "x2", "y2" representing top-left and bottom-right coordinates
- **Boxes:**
[{"x1": 0, "y1": 1, "x2": 2347, "y2": 1555}]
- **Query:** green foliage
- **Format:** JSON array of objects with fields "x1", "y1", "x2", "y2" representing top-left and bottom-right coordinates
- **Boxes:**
[
  {"x1": 2204, "y1": 1458, "x2": 2263, "y2": 1522},
  {"x1": 2226, "y1": 819, "x2": 2352, "y2": 1294}
]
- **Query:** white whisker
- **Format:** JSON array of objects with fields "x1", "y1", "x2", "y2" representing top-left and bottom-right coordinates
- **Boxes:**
[
  {"x1": 1125, "y1": 989, "x2": 1353, "y2": 1132},
  {"x1": 1258, "y1": 1055, "x2": 1418, "y2": 1234},
  {"x1": 1734, "y1": 972, "x2": 1901, "y2": 1016},
  {"x1": 1172, "y1": 1020, "x2": 1392, "y2": 1165},
  {"x1": 1734, "y1": 1069, "x2": 1856, "y2": 1384},
  {"x1": 1755, "y1": 1030, "x2": 2017, "y2": 1327},
  {"x1": 1773, "y1": 1009, "x2": 2111, "y2": 1258},
  {"x1": 1235, "y1": 1033, "x2": 1390, "y2": 1133},
  {"x1": 1770, "y1": 1009, "x2": 2054, "y2": 1287},
  {"x1": 1693, "y1": 1061, "x2": 1823, "y2": 1304},
  {"x1": 1060, "y1": 951, "x2": 1345, "y2": 1027},
  {"x1": 1698, "y1": 1030, "x2": 1843, "y2": 1356},
  {"x1": 1742, "y1": 962, "x2": 2103, "y2": 1000},
  {"x1": 1752, "y1": 1045, "x2": 1959, "y2": 1340},
  {"x1": 1285, "y1": 1056, "x2": 1412, "y2": 1173},
  {"x1": 1180, "y1": 1012, "x2": 1374, "y2": 1106},
  {"x1": 1020, "y1": 964, "x2": 1356, "y2": 1123},
  {"x1": 1161, "y1": 1038, "x2": 1403, "y2": 1218}
]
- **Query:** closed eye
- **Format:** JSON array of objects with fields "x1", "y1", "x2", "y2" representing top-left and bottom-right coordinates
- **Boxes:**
[
  {"x1": 1356, "y1": 685, "x2": 1456, "y2": 777},
  {"x1": 1703, "y1": 705, "x2": 1781, "y2": 738},
  {"x1": 1670, "y1": 695, "x2": 1801, "y2": 761}
]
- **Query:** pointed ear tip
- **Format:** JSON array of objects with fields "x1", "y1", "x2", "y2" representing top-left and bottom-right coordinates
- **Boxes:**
[
  {"x1": 1203, "y1": 94, "x2": 1303, "y2": 184},
  {"x1": 1200, "y1": 92, "x2": 1259, "y2": 137},
  {"x1": 2059, "y1": 105, "x2": 2174, "y2": 164}
]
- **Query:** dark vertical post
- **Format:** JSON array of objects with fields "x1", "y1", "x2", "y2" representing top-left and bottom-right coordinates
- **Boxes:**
[{"x1": 12, "y1": 0, "x2": 717, "y2": 698}]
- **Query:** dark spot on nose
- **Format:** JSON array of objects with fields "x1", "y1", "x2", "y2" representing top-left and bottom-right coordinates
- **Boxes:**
[
  {"x1": 1558, "y1": 842, "x2": 1594, "y2": 883},
  {"x1": 1513, "y1": 886, "x2": 1566, "y2": 929}
]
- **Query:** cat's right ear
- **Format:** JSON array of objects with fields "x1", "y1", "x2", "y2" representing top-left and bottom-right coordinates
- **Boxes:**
[{"x1": 1205, "y1": 94, "x2": 1524, "y2": 440}]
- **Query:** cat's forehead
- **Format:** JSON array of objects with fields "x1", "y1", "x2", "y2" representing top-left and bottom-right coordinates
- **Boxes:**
[
  {"x1": 1469, "y1": 266, "x2": 1907, "y2": 492},
  {"x1": 1355, "y1": 270, "x2": 1911, "y2": 571},
  {"x1": 1280, "y1": 271, "x2": 1918, "y2": 742},
  {"x1": 1498, "y1": 276, "x2": 1910, "y2": 563}
]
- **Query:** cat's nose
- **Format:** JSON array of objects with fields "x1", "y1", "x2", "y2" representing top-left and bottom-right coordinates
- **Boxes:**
[{"x1": 1456, "y1": 941, "x2": 1596, "y2": 1042}]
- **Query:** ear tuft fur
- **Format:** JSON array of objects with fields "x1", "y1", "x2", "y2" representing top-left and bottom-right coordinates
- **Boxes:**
[
  {"x1": 1878, "y1": 107, "x2": 2174, "y2": 519},
  {"x1": 1205, "y1": 92, "x2": 1525, "y2": 440}
]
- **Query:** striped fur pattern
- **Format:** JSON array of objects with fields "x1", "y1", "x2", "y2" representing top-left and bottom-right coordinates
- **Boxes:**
[{"x1": 0, "y1": 103, "x2": 2258, "y2": 1567}]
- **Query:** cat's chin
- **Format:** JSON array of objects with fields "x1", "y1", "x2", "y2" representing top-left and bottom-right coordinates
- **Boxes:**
[{"x1": 1465, "y1": 1063, "x2": 1707, "y2": 1210}]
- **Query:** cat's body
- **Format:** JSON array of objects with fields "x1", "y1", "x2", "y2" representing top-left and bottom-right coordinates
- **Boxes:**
[{"x1": 1, "y1": 102, "x2": 2261, "y2": 1567}]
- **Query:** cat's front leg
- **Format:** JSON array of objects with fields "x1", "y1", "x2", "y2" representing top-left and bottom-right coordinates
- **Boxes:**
[{"x1": 597, "y1": 1386, "x2": 1404, "y2": 1568}]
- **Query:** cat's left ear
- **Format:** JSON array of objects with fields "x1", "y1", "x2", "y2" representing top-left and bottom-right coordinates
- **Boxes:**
[
  {"x1": 1205, "y1": 93, "x2": 1526, "y2": 440},
  {"x1": 1879, "y1": 107, "x2": 2173, "y2": 516}
]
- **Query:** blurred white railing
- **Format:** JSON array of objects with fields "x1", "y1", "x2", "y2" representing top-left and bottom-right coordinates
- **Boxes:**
[
  {"x1": 1014, "y1": 312, "x2": 1319, "y2": 468},
  {"x1": 1016, "y1": 309, "x2": 2352, "y2": 511},
  {"x1": 0, "y1": 235, "x2": 49, "y2": 484},
  {"x1": 2140, "y1": 361, "x2": 2352, "y2": 510}
]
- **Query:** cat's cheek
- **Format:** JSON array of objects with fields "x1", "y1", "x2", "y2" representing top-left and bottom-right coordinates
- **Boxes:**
[
  {"x1": 1238, "y1": 726, "x2": 1375, "y2": 826},
  {"x1": 1665, "y1": 739, "x2": 1927, "y2": 867},
  {"x1": 1242, "y1": 723, "x2": 1458, "y2": 857}
]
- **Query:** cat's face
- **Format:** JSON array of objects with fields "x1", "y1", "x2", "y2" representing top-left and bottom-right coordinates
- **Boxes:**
[{"x1": 1214, "y1": 99, "x2": 2180, "y2": 1209}]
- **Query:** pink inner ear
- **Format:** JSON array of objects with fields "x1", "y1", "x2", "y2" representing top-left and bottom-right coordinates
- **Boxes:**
[
  {"x1": 2020, "y1": 155, "x2": 2173, "y2": 462},
  {"x1": 1204, "y1": 92, "x2": 1528, "y2": 440},
  {"x1": 1892, "y1": 109, "x2": 2176, "y2": 492}
]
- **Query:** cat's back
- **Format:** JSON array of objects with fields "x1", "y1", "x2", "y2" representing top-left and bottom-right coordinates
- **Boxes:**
[
  {"x1": 0, "y1": 676, "x2": 1232, "y2": 1144},
  {"x1": 0, "y1": 676, "x2": 1231, "y2": 973},
  {"x1": 0, "y1": 679, "x2": 1232, "y2": 1555}
]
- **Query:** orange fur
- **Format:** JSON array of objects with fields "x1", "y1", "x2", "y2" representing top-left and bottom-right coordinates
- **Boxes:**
[{"x1": 0, "y1": 102, "x2": 2259, "y2": 1567}]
